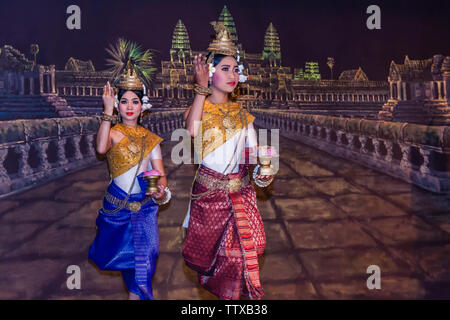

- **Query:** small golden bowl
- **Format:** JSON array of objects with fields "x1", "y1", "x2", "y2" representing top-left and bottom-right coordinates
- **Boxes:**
[{"x1": 143, "y1": 170, "x2": 161, "y2": 193}]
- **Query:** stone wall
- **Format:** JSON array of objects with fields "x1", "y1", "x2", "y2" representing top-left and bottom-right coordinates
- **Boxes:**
[
  {"x1": 0, "y1": 111, "x2": 185, "y2": 198},
  {"x1": 254, "y1": 110, "x2": 450, "y2": 194}
]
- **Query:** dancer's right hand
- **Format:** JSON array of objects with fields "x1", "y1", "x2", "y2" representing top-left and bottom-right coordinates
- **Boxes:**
[
  {"x1": 102, "y1": 81, "x2": 115, "y2": 114},
  {"x1": 194, "y1": 54, "x2": 209, "y2": 88}
]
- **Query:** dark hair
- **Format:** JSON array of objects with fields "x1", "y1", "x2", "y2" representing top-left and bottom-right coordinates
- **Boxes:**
[
  {"x1": 207, "y1": 53, "x2": 237, "y2": 67},
  {"x1": 117, "y1": 89, "x2": 145, "y2": 124},
  {"x1": 117, "y1": 89, "x2": 144, "y2": 103}
]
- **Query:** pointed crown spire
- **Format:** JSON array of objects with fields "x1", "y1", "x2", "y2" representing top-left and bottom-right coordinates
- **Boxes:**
[
  {"x1": 116, "y1": 59, "x2": 144, "y2": 91},
  {"x1": 206, "y1": 21, "x2": 238, "y2": 57}
]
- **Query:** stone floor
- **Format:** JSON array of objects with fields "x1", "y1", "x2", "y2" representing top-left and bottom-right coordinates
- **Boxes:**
[{"x1": 1, "y1": 135, "x2": 450, "y2": 300}]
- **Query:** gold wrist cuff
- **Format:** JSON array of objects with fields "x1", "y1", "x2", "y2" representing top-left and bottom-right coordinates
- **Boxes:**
[
  {"x1": 100, "y1": 112, "x2": 117, "y2": 122},
  {"x1": 194, "y1": 84, "x2": 212, "y2": 96}
]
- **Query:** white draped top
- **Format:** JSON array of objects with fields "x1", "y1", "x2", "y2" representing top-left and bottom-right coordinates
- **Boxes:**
[
  {"x1": 112, "y1": 144, "x2": 162, "y2": 194},
  {"x1": 183, "y1": 122, "x2": 257, "y2": 227}
]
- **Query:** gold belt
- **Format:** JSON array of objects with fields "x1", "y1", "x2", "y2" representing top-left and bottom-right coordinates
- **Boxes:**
[
  {"x1": 104, "y1": 192, "x2": 145, "y2": 212},
  {"x1": 196, "y1": 172, "x2": 250, "y2": 193}
]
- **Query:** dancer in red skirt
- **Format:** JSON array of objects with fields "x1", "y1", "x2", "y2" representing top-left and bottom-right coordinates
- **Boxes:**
[{"x1": 182, "y1": 22, "x2": 276, "y2": 300}]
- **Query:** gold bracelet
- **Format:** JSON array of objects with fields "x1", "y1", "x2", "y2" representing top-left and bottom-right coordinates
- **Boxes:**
[
  {"x1": 194, "y1": 84, "x2": 212, "y2": 96},
  {"x1": 100, "y1": 112, "x2": 116, "y2": 122},
  {"x1": 154, "y1": 186, "x2": 171, "y2": 205}
]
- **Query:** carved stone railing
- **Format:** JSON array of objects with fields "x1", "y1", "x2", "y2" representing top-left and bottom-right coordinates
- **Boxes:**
[
  {"x1": 142, "y1": 110, "x2": 185, "y2": 140},
  {"x1": 253, "y1": 110, "x2": 450, "y2": 194},
  {"x1": 0, "y1": 111, "x2": 185, "y2": 198}
]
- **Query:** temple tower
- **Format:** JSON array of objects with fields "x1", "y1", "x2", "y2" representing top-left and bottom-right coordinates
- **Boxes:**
[
  {"x1": 263, "y1": 23, "x2": 281, "y2": 67},
  {"x1": 170, "y1": 19, "x2": 192, "y2": 64},
  {"x1": 218, "y1": 5, "x2": 238, "y2": 43}
]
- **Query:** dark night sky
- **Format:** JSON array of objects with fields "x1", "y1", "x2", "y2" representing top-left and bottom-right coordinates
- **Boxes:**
[{"x1": 1, "y1": 0, "x2": 450, "y2": 80}]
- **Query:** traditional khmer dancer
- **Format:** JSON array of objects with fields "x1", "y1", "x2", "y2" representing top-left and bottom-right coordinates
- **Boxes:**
[
  {"x1": 182, "y1": 22, "x2": 276, "y2": 300},
  {"x1": 89, "y1": 42, "x2": 171, "y2": 300}
]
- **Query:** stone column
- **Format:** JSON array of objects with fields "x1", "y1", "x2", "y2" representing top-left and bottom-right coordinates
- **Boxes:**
[
  {"x1": 359, "y1": 136, "x2": 369, "y2": 154},
  {"x1": 0, "y1": 148, "x2": 12, "y2": 194},
  {"x1": 444, "y1": 72, "x2": 450, "y2": 101},
  {"x1": 15, "y1": 144, "x2": 34, "y2": 177},
  {"x1": 36, "y1": 141, "x2": 51, "y2": 171},
  {"x1": 336, "y1": 130, "x2": 344, "y2": 146},
  {"x1": 57, "y1": 138, "x2": 69, "y2": 166},
  {"x1": 46, "y1": 74, "x2": 51, "y2": 94},
  {"x1": 20, "y1": 75, "x2": 25, "y2": 95},
  {"x1": 39, "y1": 66, "x2": 44, "y2": 94},
  {"x1": 85, "y1": 134, "x2": 97, "y2": 158},
  {"x1": 399, "y1": 143, "x2": 412, "y2": 170},
  {"x1": 324, "y1": 128, "x2": 333, "y2": 143},
  {"x1": 29, "y1": 77, "x2": 34, "y2": 95},
  {"x1": 50, "y1": 65, "x2": 56, "y2": 94},
  {"x1": 402, "y1": 82, "x2": 407, "y2": 101},
  {"x1": 437, "y1": 81, "x2": 443, "y2": 100},
  {"x1": 419, "y1": 147, "x2": 433, "y2": 175},
  {"x1": 430, "y1": 81, "x2": 435, "y2": 99},
  {"x1": 385, "y1": 140, "x2": 394, "y2": 163},
  {"x1": 72, "y1": 136, "x2": 83, "y2": 160},
  {"x1": 14, "y1": 73, "x2": 19, "y2": 94},
  {"x1": 297, "y1": 122, "x2": 302, "y2": 134},
  {"x1": 345, "y1": 133, "x2": 355, "y2": 149},
  {"x1": 372, "y1": 139, "x2": 382, "y2": 159},
  {"x1": 397, "y1": 81, "x2": 402, "y2": 100}
]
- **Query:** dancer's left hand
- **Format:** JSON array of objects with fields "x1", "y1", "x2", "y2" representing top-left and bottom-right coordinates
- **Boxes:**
[{"x1": 147, "y1": 184, "x2": 166, "y2": 199}]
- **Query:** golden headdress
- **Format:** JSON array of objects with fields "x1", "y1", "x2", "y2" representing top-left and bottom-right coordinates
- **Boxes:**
[
  {"x1": 116, "y1": 60, "x2": 144, "y2": 91},
  {"x1": 207, "y1": 21, "x2": 238, "y2": 58},
  {"x1": 206, "y1": 22, "x2": 247, "y2": 83},
  {"x1": 105, "y1": 38, "x2": 156, "y2": 111},
  {"x1": 112, "y1": 60, "x2": 152, "y2": 111},
  {"x1": 105, "y1": 38, "x2": 156, "y2": 90}
]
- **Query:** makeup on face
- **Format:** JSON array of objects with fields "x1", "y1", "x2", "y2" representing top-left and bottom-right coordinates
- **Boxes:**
[
  {"x1": 212, "y1": 57, "x2": 240, "y2": 92},
  {"x1": 119, "y1": 91, "x2": 142, "y2": 118}
]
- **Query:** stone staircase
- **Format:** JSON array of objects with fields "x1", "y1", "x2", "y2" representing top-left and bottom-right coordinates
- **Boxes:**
[
  {"x1": 0, "y1": 94, "x2": 76, "y2": 121},
  {"x1": 62, "y1": 96, "x2": 103, "y2": 116},
  {"x1": 378, "y1": 99, "x2": 447, "y2": 124},
  {"x1": 42, "y1": 94, "x2": 75, "y2": 117}
]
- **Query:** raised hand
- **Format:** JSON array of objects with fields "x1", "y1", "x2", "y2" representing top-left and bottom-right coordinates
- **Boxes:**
[
  {"x1": 193, "y1": 54, "x2": 209, "y2": 88},
  {"x1": 102, "y1": 81, "x2": 115, "y2": 114}
]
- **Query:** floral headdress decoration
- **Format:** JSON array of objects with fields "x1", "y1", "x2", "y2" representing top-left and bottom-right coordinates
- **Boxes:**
[
  {"x1": 206, "y1": 21, "x2": 247, "y2": 83},
  {"x1": 105, "y1": 38, "x2": 157, "y2": 111}
]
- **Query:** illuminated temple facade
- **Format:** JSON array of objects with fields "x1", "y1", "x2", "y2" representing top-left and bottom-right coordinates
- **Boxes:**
[
  {"x1": 1, "y1": 5, "x2": 395, "y2": 119},
  {"x1": 148, "y1": 5, "x2": 389, "y2": 111}
]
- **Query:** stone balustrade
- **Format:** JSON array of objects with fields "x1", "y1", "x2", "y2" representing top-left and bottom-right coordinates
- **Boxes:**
[
  {"x1": 253, "y1": 110, "x2": 450, "y2": 194},
  {"x1": 0, "y1": 111, "x2": 185, "y2": 198}
]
